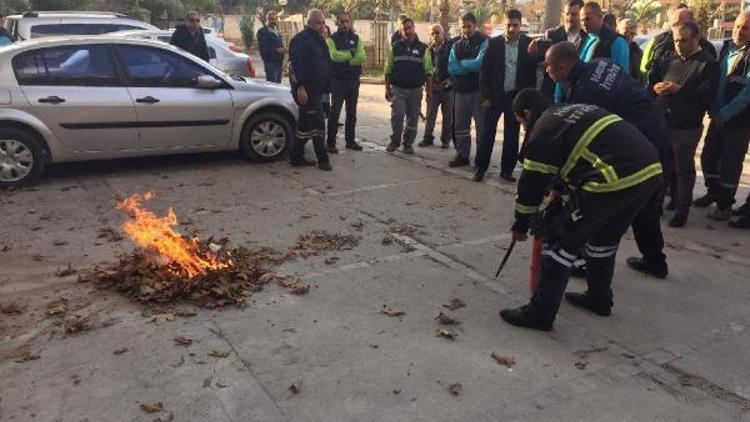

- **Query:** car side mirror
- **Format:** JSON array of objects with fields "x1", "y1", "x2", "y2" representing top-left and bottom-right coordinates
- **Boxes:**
[
  {"x1": 209, "y1": 47, "x2": 217, "y2": 59},
  {"x1": 196, "y1": 75, "x2": 222, "y2": 89}
]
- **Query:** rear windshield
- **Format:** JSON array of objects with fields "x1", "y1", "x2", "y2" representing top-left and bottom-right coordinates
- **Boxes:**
[{"x1": 30, "y1": 23, "x2": 145, "y2": 38}]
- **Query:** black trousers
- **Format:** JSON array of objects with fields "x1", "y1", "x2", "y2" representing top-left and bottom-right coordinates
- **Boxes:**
[
  {"x1": 474, "y1": 93, "x2": 520, "y2": 175},
  {"x1": 528, "y1": 177, "x2": 662, "y2": 323},
  {"x1": 700, "y1": 121, "x2": 750, "y2": 209},
  {"x1": 327, "y1": 78, "x2": 360, "y2": 146},
  {"x1": 290, "y1": 93, "x2": 329, "y2": 165},
  {"x1": 667, "y1": 126, "x2": 703, "y2": 212}
]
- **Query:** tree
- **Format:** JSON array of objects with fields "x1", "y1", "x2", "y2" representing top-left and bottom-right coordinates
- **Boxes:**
[{"x1": 629, "y1": 0, "x2": 663, "y2": 31}]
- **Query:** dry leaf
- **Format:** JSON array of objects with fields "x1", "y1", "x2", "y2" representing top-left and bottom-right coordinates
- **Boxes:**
[
  {"x1": 46, "y1": 299, "x2": 68, "y2": 316},
  {"x1": 289, "y1": 378, "x2": 303, "y2": 394},
  {"x1": 55, "y1": 264, "x2": 77, "y2": 277},
  {"x1": 173, "y1": 336, "x2": 193, "y2": 346},
  {"x1": 149, "y1": 313, "x2": 175, "y2": 325},
  {"x1": 14, "y1": 354, "x2": 40, "y2": 363},
  {"x1": 169, "y1": 356, "x2": 185, "y2": 368},
  {"x1": 435, "y1": 311, "x2": 459, "y2": 325},
  {"x1": 208, "y1": 350, "x2": 230, "y2": 358},
  {"x1": 448, "y1": 383, "x2": 463, "y2": 396},
  {"x1": 175, "y1": 306, "x2": 197, "y2": 317},
  {"x1": 442, "y1": 298, "x2": 466, "y2": 311},
  {"x1": 491, "y1": 353, "x2": 516, "y2": 368},
  {"x1": 113, "y1": 347, "x2": 129, "y2": 355},
  {"x1": 382, "y1": 306, "x2": 405, "y2": 317},
  {"x1": 1, "y1": 302, "x2": 24, "y2": 315},
  {"x1": 436, "y1": 329, "x2": 458, "y2": 340},
  {"x1": 140, "y1": 402, "x2": 163, "y2": 413},
  {"x1": 575, "y1": 361, "x2": 588, "y2": 370}
]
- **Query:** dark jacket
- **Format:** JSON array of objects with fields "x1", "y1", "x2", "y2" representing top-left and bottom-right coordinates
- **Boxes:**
[
  {"x1": 387, "y1": 37, "x2": 430, "y2": 88},
  {"x1": 628, "y1": 41, "x2": 644, "y2": 84},
  {"x1": 449, "y1": 31, "x2": 488, "y2": 92},
  {"x1": 430, "y1": 38, "x2": 455, "y2": 89},
  {"x1": 480, "y1": 34, "x2": 536, "y2": 102},
  {"x1": 642, "y1": 30, "x2": 717, "y2": 87},
  {"x1": 170, "y1": 24, "x2": 210, "y2": 62},
  {"x1": 328, "y1": 30, "x2": 363, "y2": 80},
  {"x1": 538, "y1": 26, "x2": 585, "y2": 98},
  {"x1": 513, "y1": 104, "x2": 661, "y2": 233},
  {"x1": 563, "y1": 59, "x2": 670, "y2": 162},
  {"x1": 289, "y1": 27, "x2": 330, "y2": 97},
  {"x1": 652, "y1": 48, "x2": 719, "y2": 128},
  {"x1": 257, "y1": 25, "x2": 285, "y2": 64}
]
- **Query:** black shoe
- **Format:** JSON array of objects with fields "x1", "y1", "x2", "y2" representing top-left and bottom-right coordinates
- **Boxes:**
[
  {"x1": 290, "y1": 159, "x2": 316, "y2": 167},
  {"x1": 327, "y1": 145, "x2": 339, "y2": 154},
  {"x1": 732, "y1": 202, "x2": 750, "y2": 217},
  {"x1": 318, "y1": 162, "x2": 333, "y2": 171},
  {"x1": 728, "y1": 215, "x2": 750, "y2": 229},
  {"x1": 418, "y1": 139, "x2": 434, "y2": 147},
  {"x1": 626, "y1": 257, "x2": 668, "y2": 279},
  {"x1": 665, "y1": 199, "x2": 677, "y2": 212},
  {"x1": 668, "y1": 210, "x2": 688, "y2": 228},
  {"x1": 448, "y1": 155, "x2": 470, "y2": 167},
  {"x1": 440, "y1": 141, "x2": 450, "y2": 149},
  {"x1": 693, "y1": 194, "x2": 716, "y2": 208},
  {"x1": 500, "y1": 173, "x2": 517, "y2": 183},
  {"x1": 386, "y1": 143, "x2": 399, "y2": 152},
  {"x1": 402, "y1": 145, "x2": 415, "y2": 154},
  {"x1": 564, "y1": 292, "x2": 612, "y2": 316},
  {"x1": 569, "y1": 262, "x2": 587, "y2": 278},
  {"x1": 345, "y1": 142, "x2": 363, "y2": 151},
  {"x1": 472, "y1": 171, "x2": 485, "y2": 182},
  {"x1": 499, "y1": 306, "x2": 553, "y2": 331}
]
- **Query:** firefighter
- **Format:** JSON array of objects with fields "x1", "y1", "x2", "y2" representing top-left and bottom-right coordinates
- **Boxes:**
[
  {"x1": 500, "y1": 89, "x2": 663, "y2": 331},
  {"x1": 546, "y1": 42, "x2": 670, "y2": 279}
]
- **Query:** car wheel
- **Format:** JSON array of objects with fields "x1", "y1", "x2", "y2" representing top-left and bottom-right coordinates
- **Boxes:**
[
  {"x1": 240, "y1": 111, "x2": 292, "y2": 162},
  {"x1": 0, "y1": 128, "x2": 46, "y2": 187}
]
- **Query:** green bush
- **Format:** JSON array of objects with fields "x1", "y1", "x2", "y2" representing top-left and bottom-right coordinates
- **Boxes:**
[{"x1": 240, "y1": 14, "x2": 254, "y2": 48}]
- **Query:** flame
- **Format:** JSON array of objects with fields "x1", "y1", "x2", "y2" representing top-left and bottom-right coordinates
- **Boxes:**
[{"x1": 116, "y1": 192, "x2": 230, "y2": 278}]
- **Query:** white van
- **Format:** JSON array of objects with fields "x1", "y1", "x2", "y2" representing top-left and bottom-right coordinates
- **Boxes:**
[{"x1": 3, "y1": 11, "x2": 158, "y2": 41}]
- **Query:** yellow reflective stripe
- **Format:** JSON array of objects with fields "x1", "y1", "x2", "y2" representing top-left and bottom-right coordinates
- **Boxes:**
[
  {"x1": 515, "y1": 202, "x2": 539, "y2": 214},
  {"x1": 582, "y1": 162, "x2": 663, "y2": 193},
  {"x1": 561, "y1": 115, "x2": 622, "y2": 179},
  {"x1": 523, "y1": 159, "x2": 560, "y2": 175},
  {"x1": 580, "y1": 149, "x2": 618, "y2": 183}
]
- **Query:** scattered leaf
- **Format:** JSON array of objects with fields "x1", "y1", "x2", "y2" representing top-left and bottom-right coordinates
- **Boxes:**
[
  {"x1": 1, "y1": 302, "x2": 24, "y2": 315},
  {"x1": 289, "y1": 378, "x2": 303, "y2": 394},
  {"x1": 113, "y1": 347, "x2": 129, "y2": 355},
  {"x1": 173, "y1": 336, "x2": 193, "y2": 346},
  {"x1": 140, "y1": 402, "x2": 163, "y2": 413},
  {"x1": 448, "y1": 383, "x2": 463, "y2": 396},
  {"x1": 64, "y1": 316, "x2": 90, "y2": 334},
  {"x1": 575, "y1": 361, "x2": 588, "y2": 370},
  {"x1": 54, "y1": 264, "x2": 77, "y2": 277},
  {"x1": 491, "y1": 352, "x2": 516, "y2": 368},
  {"x1": 435, "y1": 311, "x2": 459, "y2": 325},
  {"x1": 52, "y1": 240, "x2": 68, "y2": 246},
  {"x1": 208, "y1": 350, "x2": 230, "y2": 358},
  {"x1": 14, "y1": 354, "x2": 40, "y2": 363},
  {"x1": 149, "y1": 313, "x2": 175, "y2": 325},
  {"x1": 436, "y1": 329, "x2": 458, "y2": 340},
  {"x1": 169, "y1": 356, "x2": 185, "y2": 368},
  {"x1": 442, "y1": 298, "x2": 466, "y2": 311},
  {"x1": 323, "y1": 256, "x2": 340, "y2": 265},
  {"x1": 46, "y1": 299, "x2": 68, "y2": 316},
  {"x1": 573, "y1": 345, "x2": 609, "y2": 360},
  {"x1": 174, "y1": 306, "x2": 198, "y2": 317},
  {"x1": 392, "y1": 389, "x2": 401, "y2": 395},
  {"x1": 382, "y1": 306, "x2": 405, "y2": 317}
]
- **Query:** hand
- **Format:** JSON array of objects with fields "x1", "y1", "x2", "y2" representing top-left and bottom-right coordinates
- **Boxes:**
[
  {"x1": 385, "y1": 87, "x2": 393, "y2": 102},
  {"x1": 666, "y1": 82, "x2": 682, "y2": 94},
  {"x1": 296, "y1": 86, "x2": 308, "y2": 106},
  {"x1": 512, "y1": 230, "x2": 528, "y2": 242},
  {"x1": 481, "y1": 99, "x2": 492, "y2": 108},
  {"x1": 528, "y1": 38, "x2": 539, "y2": 56},
  {"x1": 653, "y1": 82, "x2": 666, "y2": 96}
]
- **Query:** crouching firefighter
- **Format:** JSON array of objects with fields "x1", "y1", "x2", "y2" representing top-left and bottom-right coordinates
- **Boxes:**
[{"x1": 499, "y1": 89, "x2": 664, "y2": 331}]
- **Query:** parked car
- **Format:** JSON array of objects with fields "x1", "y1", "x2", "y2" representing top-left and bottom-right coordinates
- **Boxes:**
[
  {"x1": 0, "y1": 36, "x2": 297, "y2": 187},
  {"x1": 3, "y1": 11, "x2": 158, "y2": 41},
  {"x1": 110, "y1": 29, "x2": 255, "y2": 78}
]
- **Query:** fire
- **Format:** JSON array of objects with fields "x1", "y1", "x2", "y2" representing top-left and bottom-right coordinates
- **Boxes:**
[{"x1": 116, "y1": 192, "x2": 230, "y2": 278}]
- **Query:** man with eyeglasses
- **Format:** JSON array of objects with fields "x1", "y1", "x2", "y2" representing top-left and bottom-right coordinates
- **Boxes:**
[
  {"x1": 419, "y1": 24, "x2": 455, "y2": 149},
  {"x1": 257, "y1": 11, "x2": 287, "y2": 83},
  {"x1": 170, "y1": 11, "x2": 210, "y2": 62}
]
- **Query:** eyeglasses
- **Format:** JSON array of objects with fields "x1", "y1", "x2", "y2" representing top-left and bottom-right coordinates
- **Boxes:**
[{"x1": 189, "y1": 18, "x2": 200, "y2": 22}]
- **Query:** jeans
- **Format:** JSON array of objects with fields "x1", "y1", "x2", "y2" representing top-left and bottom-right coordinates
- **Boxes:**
[
  {"x1": 327, "y1": 78, "x2": 360, "y2": 146},
  {"x1": 264, "y1": 61, "x2": 283, "y2": 83},
  {"x1": 390, "y1": 86, "x2": 423, "y2": 147},
  {"x1": 474, "y1": 93, "x2": 520, "y2": 175}
]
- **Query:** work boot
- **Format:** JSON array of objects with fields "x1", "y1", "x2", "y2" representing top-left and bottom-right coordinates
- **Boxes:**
[
  {"x1": 318, "y1": 162, "x2": 332, "y2": 171},
  {"x1": 569, "y1": 261, "x2": 587, "y2": 278},
  {"x1": 499, "y1": 305, "x2": 553, "y2": 331},
  {"x1": 564, "y1": 292, "x2": 612, "y2": 316},
  {"x1": 290, "y1": 159, "x2": 316, "y2": 167},
  {"x1": 440, "y1": 140, "x2": 451, "y2": 149},
  {"x1": 386, "y1": 142, "x2": 399, "y2": 153},
  {"x1": 500, "y1": 172, "x2": 517, "y2": 183},
  {"x1": 448, "y1": 154, "x2": 470, "y2": 167},
  {"x1": 626, "y1": 257, "x2": 668, "y2": 279},
  {"x1": 732, "y1": 201, "x2": 750, "y2": 217},
  {"x1": 668, "y1": 210, "x2": 689, "y2": 228},
  {"x1": 693, "y1": 194, "x2": 716, "y2": 208},
  {"x1": 327, "y1": 144, "x2": 339, "y2": 154},
  {"x1": 472, "y1": 170, "x2": 485, "y2": 182},
  {"x1": 708, "y1": 207, "x2": 732, "y2": 221},
  {"x1": 418, "y1": 139, "x2": 434, "y2": 147},
  {"x1": 728, "y1": 215, "x2": 750, "y2": 229},
  {"x1": 345, "y1": 142, "x2": 363, "y2": 151},
  {"x1": 402, "y1": 145, "x2": 415, "y2": 154}
]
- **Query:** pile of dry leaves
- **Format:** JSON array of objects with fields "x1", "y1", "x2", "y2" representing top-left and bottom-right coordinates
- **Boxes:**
[{"x1": 83, "y1": 244, "x2": 308, "y2": 309}]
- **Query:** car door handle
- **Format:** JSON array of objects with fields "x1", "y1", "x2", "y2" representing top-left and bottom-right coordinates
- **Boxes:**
[
  {"x1": 136, "y1": 96, "x2": 160, "y2": 104},
  {"x1": 38, "y1": 96, "x2": 65, "y2": 104}
]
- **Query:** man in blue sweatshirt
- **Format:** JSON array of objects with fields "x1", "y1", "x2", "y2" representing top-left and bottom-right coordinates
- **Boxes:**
[
  {"x1": 448, "y1": 12, "x2": 488, "y2": 167},
  {"x1": 694, "y1": 11, "x2": 750, "y2": 222}
]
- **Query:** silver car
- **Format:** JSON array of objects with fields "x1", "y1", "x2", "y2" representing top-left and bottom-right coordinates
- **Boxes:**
[
  {"x1": 0, "y1": 36, "x2": 297, "y2": 187},
  {"x1": 110, "y1": 29, "x2": 256, "y2": 78}
]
